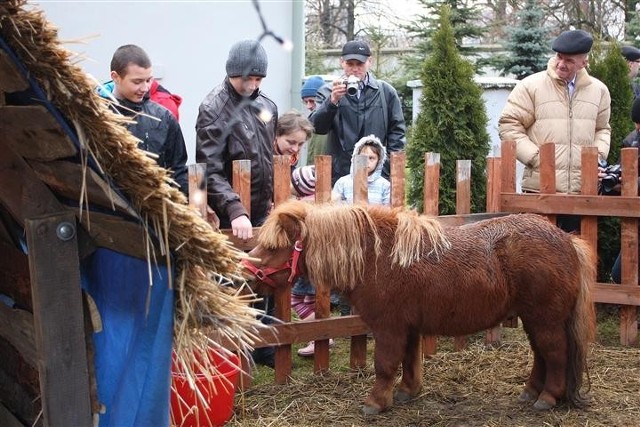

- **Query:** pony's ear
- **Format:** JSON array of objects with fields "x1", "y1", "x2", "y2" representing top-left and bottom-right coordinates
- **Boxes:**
[{"x1": 275, "y1": 201, "x2": 309, "y2": 241}]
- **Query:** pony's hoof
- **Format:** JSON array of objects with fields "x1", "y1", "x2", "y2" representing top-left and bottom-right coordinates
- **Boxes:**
[
  {"x1": 533, "y1": 398, "x2": 555, "y2": 411},
  {"x1": 518, "y1": 388, "x2": 538, "y2": 403},
  {"x1": 533, "y1": 393, "x2": 556, "y2": 411},
  {"x1": 394, "y1": 390, "x2": 412, "y2": 403},
  {"x1": 362, "y1": 404, "x2": 382, "y2": 416}
]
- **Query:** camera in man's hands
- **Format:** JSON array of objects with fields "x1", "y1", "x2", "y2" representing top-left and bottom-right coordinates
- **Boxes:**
[
  {"x1": 599, "y1": 160, "x2": 622, "y2": 193},
  {"x1": 344, "y1": 75, "x2": 360, "y2": 97}
]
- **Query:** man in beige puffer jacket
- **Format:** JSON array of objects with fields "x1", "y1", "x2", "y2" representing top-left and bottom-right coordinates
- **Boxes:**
[{"x1": 499, "y1": 29, "x2": 611, "y2": 232}]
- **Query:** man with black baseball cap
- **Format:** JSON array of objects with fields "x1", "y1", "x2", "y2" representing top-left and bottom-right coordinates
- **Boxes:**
[
  {"x1": 621, "y1": 45, "x2": 640, "y2": 98},
  {"x1": 310, "y1": 39, "x2": 406, "y2": 184},
  {"x1": 500, "y1": 29, "x2": 611, "y2": 233}
]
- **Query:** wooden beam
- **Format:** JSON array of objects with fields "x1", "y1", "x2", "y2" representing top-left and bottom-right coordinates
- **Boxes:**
[
  {"x1": 437, "y1": 212, "x2": 509, "y2": 226},
  {"x1": 213, "y1": 315, "x2": 370, "y2": 349},
  {"x1": 593, "y1": 282, "x2": 640, "y2": 306},
  {"x1": 0, "y1": 401, "x2": 27, "y2": 427},
  {"x1": 29, "y1": 159, "x2": 138, "y2": 219},
  {"x1": 0, "y1": 51, "x2": 28, "y2": 93},
  {"x1": 0, "y1": 303, "x2": 36, "y2": 367},
  {"x1": 0, "y1": 367, "x2": 39, "y2": 427},
  {"x1": 0, "y1": 239, "x2": 32, "y2": 310},
  {"x1": 0, "y1": 106, "x2": 78, "y2": 161},
  {"x1": 25, "y1": 212, "x2": 92, "y2": 427},
  {"x1": 74, "y1": 209, "x2": 153, "y2": 262},
  {"x1": 501, "y1": 193, "x2": 640, "y2": 217}
]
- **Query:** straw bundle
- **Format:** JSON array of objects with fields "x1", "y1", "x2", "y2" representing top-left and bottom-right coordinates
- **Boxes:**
[{"x1": 0, "y1": 0, "x2": 264, "y2": 374}]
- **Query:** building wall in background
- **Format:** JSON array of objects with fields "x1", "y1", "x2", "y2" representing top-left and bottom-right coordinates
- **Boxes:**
[{"x1": 34, "y1": 0, "x2": 298, "y2": 165}]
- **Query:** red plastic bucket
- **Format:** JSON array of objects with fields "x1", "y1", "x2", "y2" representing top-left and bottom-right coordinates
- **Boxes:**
[{"x1": 170, "y1": 349, "x2": 240, "y2": 427}]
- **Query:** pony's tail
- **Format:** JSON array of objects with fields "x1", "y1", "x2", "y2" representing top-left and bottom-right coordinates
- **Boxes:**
[{"x1": 565, "y1": 236, "x2": 597, "y2": 407}]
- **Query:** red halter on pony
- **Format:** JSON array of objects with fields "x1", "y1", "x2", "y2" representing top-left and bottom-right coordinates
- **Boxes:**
[{"x1": 241, "y1": 240, "x2": 304, "y2": 288}]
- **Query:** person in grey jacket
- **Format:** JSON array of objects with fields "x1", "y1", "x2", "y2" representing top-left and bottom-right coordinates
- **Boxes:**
[
  {"x1": 310, "y1": 40, "x2": 406, "y2": 184},
  {"x1": 195, "y1": 39, "x2": 278, "y2": 239}
]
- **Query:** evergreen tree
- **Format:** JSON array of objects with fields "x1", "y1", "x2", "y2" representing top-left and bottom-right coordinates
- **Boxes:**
[
  {"x1": 403, "y1": 0, "x2": 487, "y2": 79},
  {"x1": 406, "y1": 5, "x2": 490, "y2": 215},
  {"x1": 496, "y1": 0, "x2": 549, "y2": 80},
  {"x1": 588, "y1": 41, "x2": 634, "y2": 164}
]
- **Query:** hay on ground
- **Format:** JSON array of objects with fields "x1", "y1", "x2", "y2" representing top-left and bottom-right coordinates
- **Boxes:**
[{"x1": 229, "y1": 328, "x2": 640, "y2": 427}]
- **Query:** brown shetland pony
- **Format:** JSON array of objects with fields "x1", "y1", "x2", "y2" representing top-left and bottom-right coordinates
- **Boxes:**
[{"x1": 244, "y1": 200, "x2": 596, "y2": 415}]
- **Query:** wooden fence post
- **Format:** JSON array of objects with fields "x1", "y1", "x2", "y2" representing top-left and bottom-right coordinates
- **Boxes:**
[
  {"x1": 188, "y1": 163, "x2": 207, "y2": 219},
  {"x1": 313, "y1": 155, "x2": 332, "y2": 373},
  {"x1": 391, "y1": 152, "x2": 406, "y2": 208},
  {"x1": 539, "y1": 143, "x2": 557, "y2": 226},
  {"x1": 422, "y1": 152, "x2": 440, "y2": 356},
  {"x1": 453, "y1": 160, "x2": 471, "y2": 351},
  {"x1": 499, "y1": 141, "x2": 519, "y2": 329},
  {"x1": 579, "y1": 147, "x2": 599, "y2": 265},
  {"x1": 484, "y1": 156, "x2": 503, "y2": 346},
  {"x1": 272, "y1": 155, "x2": 294, "y2": 383},
  {"x1": 619, "y1": 148, "x2": 639, "y2": 346},
  {"x1": 350, "y1": 155, "x2": 370, "y2": 370}
]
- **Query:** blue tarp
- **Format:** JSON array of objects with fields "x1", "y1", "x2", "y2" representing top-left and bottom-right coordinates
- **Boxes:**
[{"x1": 81, "y1": 249, "x2": 174, "y2": 427}]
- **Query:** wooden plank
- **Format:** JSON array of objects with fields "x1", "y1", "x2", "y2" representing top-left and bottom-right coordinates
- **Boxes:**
[
  {"x1": 0, "y1": 366, "x2": 40, "y2": 427},
  {"x1": 216, "y1": 315, "x2": 370, "y2": 348},
  {"x1": 436, "y1": 212, "x2": 509, "y2": 226},
  {"x1": 273, "y1": 155, "x2": 291, "y2": 207},
  {"x1": 390, "y1": 152, "x2": 406, "y2": 208},
  {"x1": 349, "y1": 156, "x2": 369, "y2": 369},
  {"x1": 422, "y1": 152, "x2": 440, "y2": 356},
  {"x1": 539, "y1": 143, "x2": 557, "y2": 226},
  {"x1": 75, "y1": 210, "x2": 151, "y2": 261},
  {"x1": 0, "y1": 50, "x2": 29, "y2": 93},
  {"x1": 272, "y1": 154, "x2": 293, "y2": 384},
  {"x1": 485, "y1": 157, "x2": 502, "y2": 345},
  {"x1": 500, "y1": 193, "x2": 640, "y2": 217},
  {"x1": 500, "y1": 140, "x2": 517, "y2": 193},
  {"x1": 315, "y1": 155, "x2": 332, "y2": 203},
  {"x1": 28, "y1": 159, "x2": 138, "y2": 218},
  {"x1": 579, "y1": 148, "x2": 598, "y2": 270},
  {"x1": 592, "y1": 283, "x2": 640, "y2": 306},
  {"x1": 188, "y1": 163, "x2": 207, "y2": 219},
  {"x1": 313, "y1": 155, "x2": 332, "y2": 374},
  {"x1": 25, "y1": 212, "x2": 92, "y2": 427},
  {"x1": 0, "y1": 138, "x2": 67, "y2": 224},
  {"x1": 0, "y1": 304, "x2": 37, "y2": 367},
  {"x1": 0, "y1": 401, "x2": 28, "y2": 427},
  {"x1": 353, "y1": 155, "x2": 368, "y2": 203},
  {"x1": 454, "y1": 160, "x2": 471, "y2": 350},
  {"x1": 0, "y1": 106, "x2": 77, "y2": 161},
  {"x1": 618, "y1": 149, "x2": 639, "y2": 346},
  {"x1": 232, "y1": 159, "x2": 251, "y2": 216},
  {"x1": 0, "y1": 240, "x2": 32, "y2": 310}
]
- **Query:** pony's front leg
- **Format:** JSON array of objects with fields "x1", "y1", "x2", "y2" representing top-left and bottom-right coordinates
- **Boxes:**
[
  {"x1": 363, "y1": 332, "x2": 405, "y2": 415},
  {"x1": 395, "y1": 330, "x2": 422, "y2": 403}
]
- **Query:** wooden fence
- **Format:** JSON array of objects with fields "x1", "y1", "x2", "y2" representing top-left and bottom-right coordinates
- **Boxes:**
[{"x1": 192, "y1": 140, "x2": 640, "y2": 387}]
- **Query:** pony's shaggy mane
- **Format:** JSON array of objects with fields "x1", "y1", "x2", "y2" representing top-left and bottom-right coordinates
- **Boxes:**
[
  {"x1": 392, "y1": 209, "x2": 451, "y2": 267},
  {"x1": 261, "y1": 201, "x2": 451, "y2": 290}
]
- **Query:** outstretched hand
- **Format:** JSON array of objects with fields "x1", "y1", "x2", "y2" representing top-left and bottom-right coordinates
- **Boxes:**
[{"x1": 231, "y1": 215, "x2": 253, "y2": 241}]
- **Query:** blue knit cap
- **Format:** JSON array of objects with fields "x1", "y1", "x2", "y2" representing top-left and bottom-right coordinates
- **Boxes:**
[{"x1": 301, "y1": 75, "x2": 324, "y2": 98}]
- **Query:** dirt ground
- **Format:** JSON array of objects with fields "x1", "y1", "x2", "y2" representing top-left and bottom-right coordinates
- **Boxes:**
[{"x1": 228, "y1": 327, "x2": 640, "y2": 427}]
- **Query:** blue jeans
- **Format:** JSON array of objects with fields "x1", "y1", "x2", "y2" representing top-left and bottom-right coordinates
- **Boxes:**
[{"x1": 611, "y1": 252, "x2": 621, "y2": 284}]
